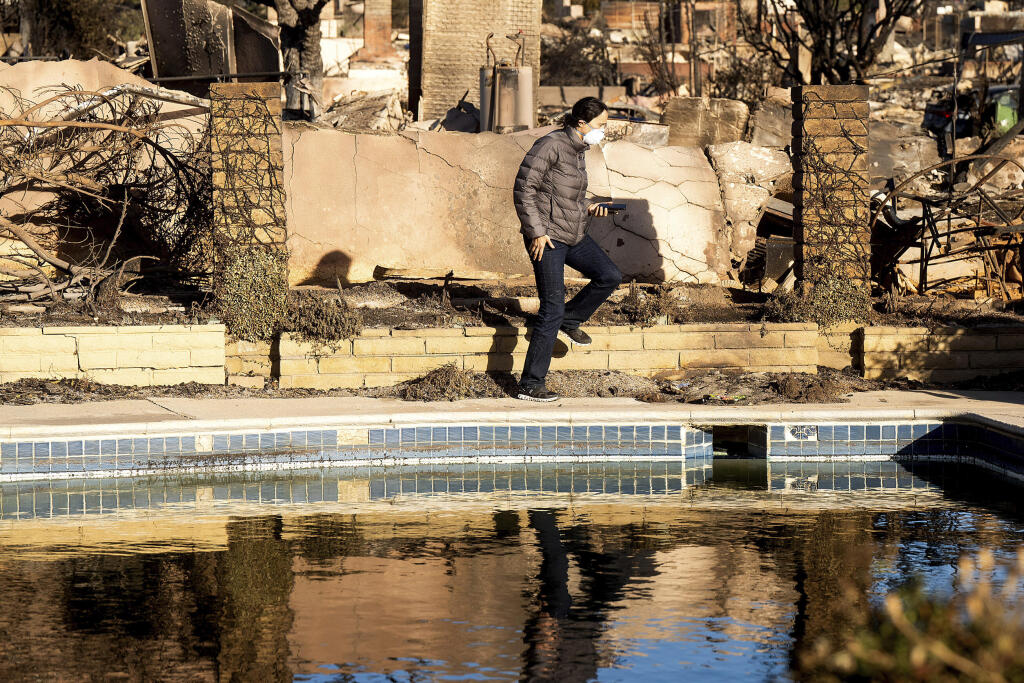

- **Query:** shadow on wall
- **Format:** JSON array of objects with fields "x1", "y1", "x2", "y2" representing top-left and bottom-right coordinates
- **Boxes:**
[
  {"x1": 585, "y1": 197, "x2": 665, "y2": 283},
  {"x1": 296, "y1": 250, "x2": 354, "y2": 287}
]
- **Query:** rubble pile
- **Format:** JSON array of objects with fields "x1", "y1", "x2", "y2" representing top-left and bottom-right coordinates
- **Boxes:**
[{"x1": 321, "y1": 89, "x2": 406, "y2": 132}]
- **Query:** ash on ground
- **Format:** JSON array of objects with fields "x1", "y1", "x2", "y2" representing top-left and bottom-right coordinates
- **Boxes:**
[{"x1": 0, "y1": 367, "x2": 913, "y2": 407}]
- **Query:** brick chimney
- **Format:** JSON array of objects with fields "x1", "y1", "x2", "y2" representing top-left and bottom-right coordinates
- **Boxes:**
[{"x1": 362, "y1": 0, "x2": 395, "y2": 58}]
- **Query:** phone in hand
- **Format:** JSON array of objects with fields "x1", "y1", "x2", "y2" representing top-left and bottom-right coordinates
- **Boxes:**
[{"x1": 601, "y1": 202, "x2": 627, "y2": 215}]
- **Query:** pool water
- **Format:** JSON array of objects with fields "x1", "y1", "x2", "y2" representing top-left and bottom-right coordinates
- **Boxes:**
[{"x1": 0, "y1": 458, "x2": 1021, "y2": 681}]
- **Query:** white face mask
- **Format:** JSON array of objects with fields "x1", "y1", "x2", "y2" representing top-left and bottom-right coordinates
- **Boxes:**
[{"x1": 582, "y1": 127, "x2": 605, "y2": 145}]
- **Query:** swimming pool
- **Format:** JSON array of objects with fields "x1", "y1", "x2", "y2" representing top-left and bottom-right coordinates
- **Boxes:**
[{"x1": 0, "y1": 457, "x2": 1020, "y2": 681}]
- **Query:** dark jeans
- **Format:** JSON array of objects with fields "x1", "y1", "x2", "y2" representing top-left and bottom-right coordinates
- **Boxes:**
[{"x1": 520, "y1": 234, "x2": 622, "y2": 390}]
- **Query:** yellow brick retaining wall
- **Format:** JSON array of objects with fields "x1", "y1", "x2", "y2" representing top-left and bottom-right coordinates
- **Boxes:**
[
  {"x1": 862, "y1": 326, "x2": 1024, "y2": 382},
  {"x1": 816, "y1": 322, "x2": 862, "y2": 371},
  {"x1": 270, "y1": 323, "x2": 819, "y2": 390},
  {"x1": 0, "y1": 324, "x2": 225, "y2": 386}
]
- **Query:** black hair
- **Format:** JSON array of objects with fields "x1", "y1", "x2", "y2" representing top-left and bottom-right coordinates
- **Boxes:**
[{"x1": 562, "y1": 96, "x2": 607, "y2": 128}]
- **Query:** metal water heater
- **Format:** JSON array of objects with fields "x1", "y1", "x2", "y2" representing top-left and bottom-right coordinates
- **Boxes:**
[{"x1": 479, "y1": 33, "x2": 534, "y2": 133}]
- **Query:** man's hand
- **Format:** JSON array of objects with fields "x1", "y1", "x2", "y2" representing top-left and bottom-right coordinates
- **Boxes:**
[
  {"x1": 588, "y1": 203, "x2": 609, "y2": 217},
  {"x1": 530, "y1": 235, "x2": 554, "y2": 261}
]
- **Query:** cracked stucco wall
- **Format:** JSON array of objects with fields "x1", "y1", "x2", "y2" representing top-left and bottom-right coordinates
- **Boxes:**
[{"x1": 284, "y1": 123, "x2": 751, "y2": 285}]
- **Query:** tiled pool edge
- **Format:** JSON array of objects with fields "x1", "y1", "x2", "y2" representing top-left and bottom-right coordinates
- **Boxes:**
[
  {"x1": 0, "y1": 423, "x2": 713, "y2": 481},
  {"x1": 3, "y1": 405, "x2": 1024, "y2": 484},
  {"x1": 758, "y1": 417, "x2": 1024, "y2": 483}
]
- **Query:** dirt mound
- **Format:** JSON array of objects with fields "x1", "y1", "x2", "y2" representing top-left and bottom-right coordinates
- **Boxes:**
[{"x1": 400, "y1": 364, "x2": 506, "y2": 401}]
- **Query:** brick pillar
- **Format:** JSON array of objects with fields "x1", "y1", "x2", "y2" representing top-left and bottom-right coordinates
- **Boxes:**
[
  {"x1": 792, "y1": 85, "x2": 870, "y2": 288},
  {"x1": 210, "y1": 82, "x2": 287, "y2": 253},
  {"x1": 362, "y1": 0, "x2": 394, "y2": 58}
]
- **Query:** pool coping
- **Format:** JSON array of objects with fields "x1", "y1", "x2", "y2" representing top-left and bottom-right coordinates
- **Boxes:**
[{"x1": 5, "y1": 392, "x2": 1024, "y2": 441}]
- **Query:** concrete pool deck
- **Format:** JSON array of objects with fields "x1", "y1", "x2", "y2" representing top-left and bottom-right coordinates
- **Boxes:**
[{"x1": 3, "y1": 389, "x2": 1024, "y2": 439}]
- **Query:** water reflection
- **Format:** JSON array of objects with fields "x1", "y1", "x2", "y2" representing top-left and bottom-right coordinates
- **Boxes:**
[{"x1": 0, "y1": 460, "x2": 1020, "y2": 681}]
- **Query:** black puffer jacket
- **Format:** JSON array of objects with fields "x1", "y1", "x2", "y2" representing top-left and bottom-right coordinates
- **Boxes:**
[{"x1": 513, "y1": 126, "x2": 590, "y2": 246}]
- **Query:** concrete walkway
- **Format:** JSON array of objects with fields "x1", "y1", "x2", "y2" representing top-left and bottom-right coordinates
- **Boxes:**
[{"x1": 3, "y1": 390, "x2": 1024, "y2": 439}]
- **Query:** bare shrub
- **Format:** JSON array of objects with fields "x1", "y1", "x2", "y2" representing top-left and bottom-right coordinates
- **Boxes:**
[
  {"x1": 0, "y1": 84, "x2": 211, "y2": 308},
  {"x1": 800, "y1": 550, "x2": 1024, "y2": 681},
  {"x1": 213, "y1": 245, "x2": 288, "y2": 341},
  {"x1": 287, "y1": 290, "x2": 363, "y2": 354}
]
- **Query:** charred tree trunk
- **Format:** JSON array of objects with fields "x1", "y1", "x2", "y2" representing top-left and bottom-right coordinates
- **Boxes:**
[
  {"x1": 18, "y1": 0, "x2": 34, "y2": 56},
  {"x1": 273, "y1": 0, "x2": 328, "y2": 120}
]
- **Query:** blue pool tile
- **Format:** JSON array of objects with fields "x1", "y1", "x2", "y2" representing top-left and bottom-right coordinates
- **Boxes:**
[
  {"x1": 635, "y1": 426, "x2": 650, "y2": 442},
  {"x1": 510, "y1": 426, "x2": 525, "y2": 442},
  {"x1": 98, "y1": 439, "x2": 115, "y2": 455},
  {"x1": 214, "y1": 435, "x2": 230, "y2": 453},
  {"x1": 557, "y1": 426, "x2": 572, "y2": 441},
  {"x1": 620, "y1": 426, "x2": 635, "y2": 442},
  {"x1": 401, "y1": 428, "x2": 416, "y2": 443},
  {"x1": 667, "y1": 426, "x2": 681, "y2": 441},
  {"x1": 572, "y1": 426, "x2": 587, "y2": 441},
  {"x1": 181, "y1": 436, "x2": 196, "y2": 453},
  {"x1": 385, "y1": 429, "x2": 400, "y2": 445},
  {"x1": 651, "y1": 425, "x2": 666, "y2": 441},
  {"x1": 604, "y1": 426, "x2": 619, "y2": 441},
  {"x1": 34, "y1": 442, "x2": 49, "y2": 458},
  {"x1": 685, "y1": 431, "x2": 695, "y2": 446},
  {"x1": 525, "y1": 426, "x2": 540, "y2": 442},
  {"x1": 463, "y1": 426, "x2": 479, "y2": 442},
  {"x1": 587, "y1": 426, "x2": 602, "y2": 441},
  {"x1": 866, "y1": 425, "x2": 881, "y2": 440},
  {"x1": 275, "y1": 432, "x2": 290, "y2": 449},
  {"x1": 897, "y1": 424, "x2": 912, "y2": 440},
  {"x1": 116, "y1": 438, "x2": 132, "y2": 454},
  {"x1": 51, "y1": 442, "x2": 67, "y2": 458},
  {"x1": 228, "y1": 435, "x2": 244, "y2": 451},
  {"x1": 770, "y1": 425, "x2": 785, "y2": 441},
  {"x1": 447, "y1": 426, "x2": 464, "y2": 442},
  {"x1": 16, "y1": 443, "x2": 31, "y2": 459},
  {"x1": 817, "y1": 425, "x2": 833, "y2": 441},
  {"x1": 494, "y1": 426, "x2": 510, "y2": 442},
  {"x1": 541, "y1": 426, "x2": 555, "y2": 442},
  {"x1": 912, "y1": 424, "x2": 927, "y2": 439},
  {"x1": 834, "y1": 425, "x2": 849, "y2": 440},
  {"x1": 478, "y1": 426, "x2": 494, "y2": 442},
  {"x1": 243, "y1": 433, "x2": 259, "y2": 450},
  {"x1": 322, "y1": 431, "x2": 337, "y2": 447},
  {"x1": 428, "y1": 427, "x2": 445, "y2": 443},
  {"x1": 850, "y1": 425, "x2": 865, "y2": 440},
  {"x1": 882, "y1": 425, "x2": 896, "y2": 440},
  {"x1": 416, "y1": 427, "x2": 432, "y2": 443}
]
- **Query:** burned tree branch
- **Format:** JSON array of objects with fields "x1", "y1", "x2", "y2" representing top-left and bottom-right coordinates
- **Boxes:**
[{"x1": 0, "y1": 84, "x2": 212, "y2": 309}]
